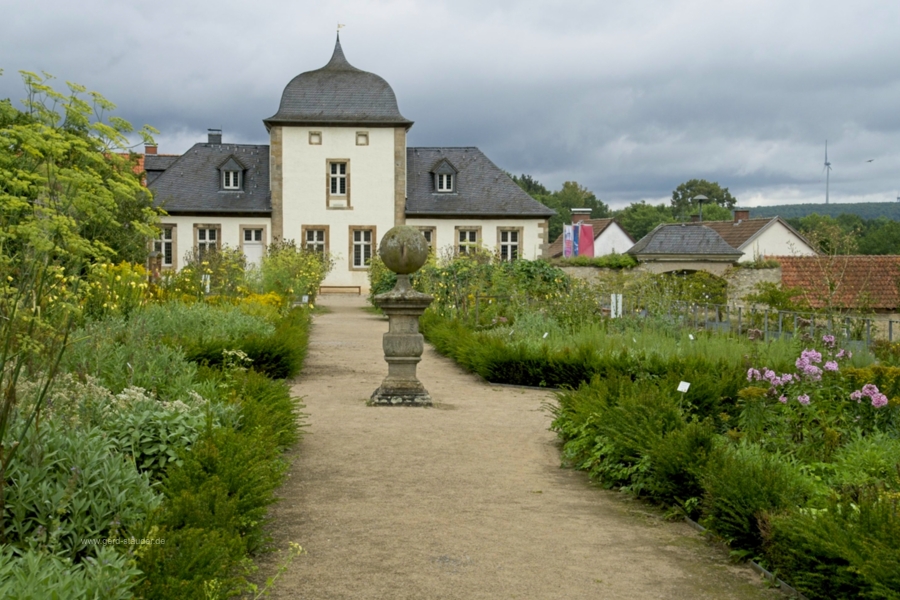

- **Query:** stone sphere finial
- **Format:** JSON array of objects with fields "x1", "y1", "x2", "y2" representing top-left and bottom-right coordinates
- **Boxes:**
[{"x1": 378, "y1": 226, "x2": 429, "y2": 275}]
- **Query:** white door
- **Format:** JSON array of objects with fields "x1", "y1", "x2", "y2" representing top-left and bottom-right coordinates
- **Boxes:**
[{"x1": 243, "y1": 228, "x2": 265, "y2": 267}]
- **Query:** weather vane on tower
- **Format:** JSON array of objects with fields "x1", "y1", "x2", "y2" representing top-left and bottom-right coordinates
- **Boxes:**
[{"x1": 337, "y1": 23, "x2": 346, "y2": 33}]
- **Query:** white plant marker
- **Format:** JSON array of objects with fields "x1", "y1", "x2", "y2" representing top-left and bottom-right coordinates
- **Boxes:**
[
  {"x1": 542, "y1": 332, "x2": 549, "y2": 339},
  {"x1": 688, "y1": 334, "x2": 695, "y2": 341},
  {"x1": 677, "y1": 381, "x2": 691, "y2": 393},
  {"x1": 301, "y1": 294, "x2": 309, "y2": 304}
]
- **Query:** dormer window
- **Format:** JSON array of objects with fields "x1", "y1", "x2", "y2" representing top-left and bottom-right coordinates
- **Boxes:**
[
  {"x1": 223, "y1": 170, "x2": 241, "y2": 189},
  {"x1": 437, "y1": 173, "x2": 453, "y2": 192},
  {"x1": 218, "y1": 156, "x2": 245, "y2": 191},
  {"x1": 431, "y1": 158, "x2": 458, "y2": 193}
]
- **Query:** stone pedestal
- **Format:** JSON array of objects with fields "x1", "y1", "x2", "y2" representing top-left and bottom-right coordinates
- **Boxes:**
[{"x1": 370, "y1": 274, "x2": 433, "y2": 406}]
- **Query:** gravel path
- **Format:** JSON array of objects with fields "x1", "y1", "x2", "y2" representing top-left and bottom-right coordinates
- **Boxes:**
[{"x1": 256, "y1": 295, "x2": 779, "y2": 599}]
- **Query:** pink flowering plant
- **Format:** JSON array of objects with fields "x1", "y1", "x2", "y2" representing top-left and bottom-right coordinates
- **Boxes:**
[{"x1": 740, "y1": 335, "x2": 893, "y2": 461}]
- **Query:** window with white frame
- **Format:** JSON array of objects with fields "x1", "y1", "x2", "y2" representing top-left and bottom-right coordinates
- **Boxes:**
[
  {"x1": 457, "y1": 228, "x2": 479, "y2": 255},
  {"x1": 499, "y1": 229, "x2": 520, "y2": 262},
  {"x1": 436, "y1": 173, "x2": 453, "y2": 192},
  {"x1": 196, "y1": 226, "x2": 219, "y2": 260},
  {"x1": 223, "y1": 170, "x2": 241, "y2": 190},
  {"x1": 153, "y1": 226, "x2": 174, "y2": 267},
  {"x1": 351, "y1": 228, "x2": 374, "y2": 268},
  {"x1": 243, "y1": 228, "x2": 263, "y2": 243},
  {"x1": 330, "y1": 162, "x2": 347, "y2": 195},
  {"x1": 305, "y1": 228, "x2": 327, "y2": 254}
]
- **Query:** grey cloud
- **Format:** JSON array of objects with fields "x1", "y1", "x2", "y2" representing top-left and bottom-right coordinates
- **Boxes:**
[{"x1": 2, "y1": 0, "x2": 900, "y2": 209}]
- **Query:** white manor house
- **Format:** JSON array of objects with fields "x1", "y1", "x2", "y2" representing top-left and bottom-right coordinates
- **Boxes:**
[{"x1": 146, "y1": 36, "x2": 554, "y2": 291}]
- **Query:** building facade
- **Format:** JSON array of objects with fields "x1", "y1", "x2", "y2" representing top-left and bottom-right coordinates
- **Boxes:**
[{"x1": 148, "y1": 36, "x2": 554, "y2": 291}]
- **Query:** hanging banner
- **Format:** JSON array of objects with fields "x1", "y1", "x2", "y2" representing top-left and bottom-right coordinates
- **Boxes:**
[
  {"x1": 562, "y1": 225, "x2": 574, "y2": 258},
  {"x1": 573, "y1": 223, "x2": 580, "y2": 256},
  {"x1": 579, "y1": 223, "x2": 595, "y2": 257}
]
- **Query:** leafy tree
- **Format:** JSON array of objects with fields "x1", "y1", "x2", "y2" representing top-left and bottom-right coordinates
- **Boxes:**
[
  {"x1": 510, "y1": 173, "x2": 551, "y2": 197},
  {"x1": 671, "y1": 179, "x2": 737, "y2": 217},
  {"x1": 613, "y1": 201, "x2": 675, "y2": 240},
  {"x1": 857, "y1": 218, "x2": 900, "y2": 255},
  {"x1": 795, "y1": 214, "x2": 857, "y2": 255},
  {"x1": 0, "y1": 71, "x2": 159, "y2": 266},
  {"x1": 696, "y1": 203, "x2": 732, "y2": 222},
  {"x1": 511, "y1": 174, "x2": 609, "y2": 242}
]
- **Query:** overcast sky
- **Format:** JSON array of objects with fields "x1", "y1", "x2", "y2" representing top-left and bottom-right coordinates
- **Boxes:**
[{"x1": 3, "y1": 0, "x2": 899, "y2": 209}]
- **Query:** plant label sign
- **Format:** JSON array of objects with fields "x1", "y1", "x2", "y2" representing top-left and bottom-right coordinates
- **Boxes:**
[
  {"x1": 301, "y1": 295, "x2": 309, "y2": 304},
  {"x1": 677, "y1": 381, "x2": 691, "y2": 393},
  {"x1": 688, "y1": 334, "x2": 695, "y2": 341}
]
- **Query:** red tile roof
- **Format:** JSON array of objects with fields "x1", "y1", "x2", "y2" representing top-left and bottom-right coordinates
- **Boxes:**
[
  {"x1": 779, "y1": 255, "x2": 900, "y2": 310},
  {"x1": 547, "y1": 218, "x2": 632, "y2": 258},
  {"x1": 699, "y1": 218, "x2": 774, "y2": 249}
]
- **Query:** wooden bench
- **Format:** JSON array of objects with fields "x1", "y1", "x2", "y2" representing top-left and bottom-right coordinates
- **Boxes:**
[{"x1": 318, "y1": 285, "x2": 362, "y2": 295}]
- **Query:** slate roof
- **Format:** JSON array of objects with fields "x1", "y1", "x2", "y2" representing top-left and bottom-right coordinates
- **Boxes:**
[
  {"x1": 405, "y1": 147, "x2": 555, "y2": 218},
  {"x1": 264, "y1": 35, "x2": 412, "y2": 128},
  {"x1": 148, "y1": 143, "x2": 270, "y2": 214},
  {"x1": 145, "y1": 155, "x2": 180, "y2": 185},
  {"x1": 628, "y1": 223, "x2": 743, "y2": 259},
  {"x1": 547, "y1": 218, "x2": 633, "y2": 257},
  {"x1": 779, "y1": 255, "x2": 900, "y2": 310}
]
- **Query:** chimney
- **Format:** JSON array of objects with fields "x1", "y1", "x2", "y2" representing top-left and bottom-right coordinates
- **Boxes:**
[
  {"x1": 571, "y1": 208, "x2": 592, "y2": 223},
  {"x1": 208, "y1": 128, "x2": 222, "y2": 144},
  {"x1": 733, "y1": 209, "x2": 750, "y2": 223},
  {"x1": 690, "y1": 214, "x2": 700, "y2": 223},
  {"x1": 144, "y1": 144, "x2": 157, "y2": 155}
]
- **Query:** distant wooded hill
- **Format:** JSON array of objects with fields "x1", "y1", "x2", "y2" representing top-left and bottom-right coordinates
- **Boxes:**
[{"x1": 748, "y1": 202, "x2": 900, "y2": 221}]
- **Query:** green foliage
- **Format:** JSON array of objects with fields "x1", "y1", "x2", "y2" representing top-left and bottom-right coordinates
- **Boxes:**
[
  {"x1": 550, "y1": 254, "x2": 638, "y2": 269},
  {"x1": 743, "y1": 281, "x2": 807, "y2": 311},
  {"x1": 62, "y1": 316, "x2": 199, "y2": 401},
  {"x1": 136, "y1": 362, "x2": 301, "y2": 597},
  {"x1": 872, "y1": 340, "x2": 900, "y2": 367},
  {"x1": 137, "y1": 302, "x2": 275, "y2": 343},
  {"x1": 511, "y1": 174, "x2": 609, "y2": 241},
  {"x1": 764, "y1": 492, "x2": 900, "y2": 600},
  {"x1": 183, "y1": 307, "x2": 310, "y2": 380},
  {"x1": 0, "y1": 545, "x2": 140, "y2": 600},
  {"x1": 257, "y1": 239, "x2": 333, "y2": 304},
  {"x1": 828, "y1": 432, "x2": 900, "y2": 494},
  {"x1": 612, "y1": 201, "x2": 676, "y2": 240},
  {"x1": 671, "y1": 179, "x2": 737, "y2": 217},
  {"x1": 2, "y1": 424, "x2": 159, "y2": 560},
  {"x1": 0, "y1": 72, "x2": 159, "y2": 265},
  {"x1": 162, "y1": 247, "x2": 248, "y2": 302},
  {"x1": 104, "y1": 393, "x2": 212, "y2": 481},
  {"x1": 700, "y1": 442, "x2": 818, "y2": 552}
]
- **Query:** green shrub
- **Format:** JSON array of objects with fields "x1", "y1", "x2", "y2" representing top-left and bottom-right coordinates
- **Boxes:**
[
  {"x1": 232, "y1": 370, "x2": 302, "y2": 451},
  {"x1": 550, "y1": 254, "x2": 638, "y2": 269},
  {"x1": 138, "y1": 302, "x2": 275, "y2": 343},
  {"x1": 0, "y1": 545, "x2": 140, "y2": 600},
  {"x1": 645, "y1": 419, "x2": 719, "y2": 514},
  {"x1": 764, "y1": 492, "x2": 900, "y2": 600},
  {"x1": 2, "y1": 425, "x2": 159, "y2": 560},
  {"x1": 63, "y1": 317, "x2": 198, "y2": 401},
  {"x1": 134, "y1": 526, "x2": 246, "y2": 600},
  {"x1": 103, "y1": 392, "x2": 214, "y2": 481},
  {"x1": 828, "y1": 432, "x2": 900, "y2": 494},
  {"x1": 183, "y1": 307, "x2": 309, "y2": 379},
  {"x1": 700, "y1": 442, "x2": 819, "y2": 552}
]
